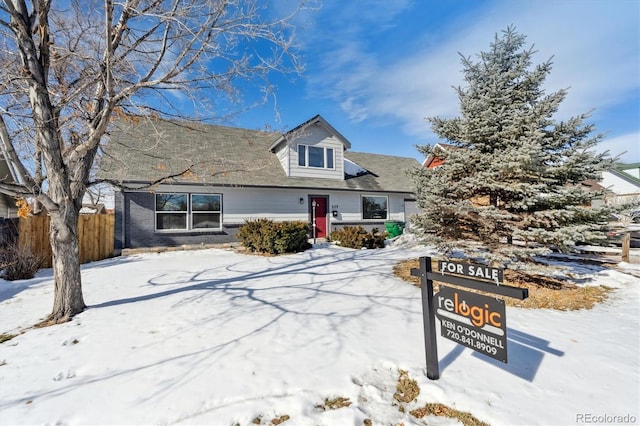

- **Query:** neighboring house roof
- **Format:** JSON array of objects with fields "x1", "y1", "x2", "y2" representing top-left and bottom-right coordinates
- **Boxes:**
[
  {"x1": 581, "y1": 179, "x2": 607, "y2": 192},
  {"x1": 99, "y1": 118, "x2": 418, "y2": 193},
  {"x1": 421, "y1": 145, "x2": 640, "y2": 196},
  {"x1": 610, "y1": 163, "x2": 640, "y2": 187},
  {"x1": 600, "y1": 164, "x2": 640, "y2": 196},
  {"x1": 422, "y1": 143, "x2": 457, "y2": 168},
  {"x1": 616, "y1": 162, "x2": 640, "y2": 177},
  {"x1": 80, "y1": 203, "x2": 107, "y2": 214}
]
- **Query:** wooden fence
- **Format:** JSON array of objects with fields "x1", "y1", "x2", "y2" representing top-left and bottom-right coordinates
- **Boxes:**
[{"x1": 17, "y1": 214, "x2": 115, "y2": 268}]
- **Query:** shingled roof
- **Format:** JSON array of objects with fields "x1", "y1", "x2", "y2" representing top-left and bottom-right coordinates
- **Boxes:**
[{"x1": 98, "y1": 118, "x2": 418, "y2": 193}]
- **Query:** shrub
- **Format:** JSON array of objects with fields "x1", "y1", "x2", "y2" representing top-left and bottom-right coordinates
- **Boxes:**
[
  {"x1": 0, "y1": 244, "x2": 44, "y2": 281},
  {"x1": 237, "y1": 219, "x2": 310, "y2": 255},
  {"x1": 328, "y1": 226, "x2": 387, "y2": 249}
]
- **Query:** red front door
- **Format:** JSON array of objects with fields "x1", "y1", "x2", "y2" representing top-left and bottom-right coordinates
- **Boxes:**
[{"x1": 310, "y1": 196, "x2": 328, "y2": 239}]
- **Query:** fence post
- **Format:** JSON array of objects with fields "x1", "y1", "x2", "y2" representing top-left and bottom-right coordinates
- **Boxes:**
[{"x1": 622, "y1": 232, "x2": 630, "y2": 263}]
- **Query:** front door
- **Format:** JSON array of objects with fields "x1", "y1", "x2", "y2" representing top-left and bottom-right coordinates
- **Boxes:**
[{"x1": 310, "y1": 196, "x2": 328, "y2": 239}]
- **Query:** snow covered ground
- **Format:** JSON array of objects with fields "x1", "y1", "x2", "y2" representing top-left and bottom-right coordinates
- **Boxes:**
[{"x1": 0, "y1": 244, "x2": 638, "y2": 425}]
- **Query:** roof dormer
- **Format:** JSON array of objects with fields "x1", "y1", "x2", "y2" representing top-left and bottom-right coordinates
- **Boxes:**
[{"x1": 270, "y1": 115, "x2": 351, "y2": 180}]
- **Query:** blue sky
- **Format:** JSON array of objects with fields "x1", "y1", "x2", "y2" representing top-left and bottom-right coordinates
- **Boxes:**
[{"x1": 235, "y1": 0, "x2": 640, "y2": 164}]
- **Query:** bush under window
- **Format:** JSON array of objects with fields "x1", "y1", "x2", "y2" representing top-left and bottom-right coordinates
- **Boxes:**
[
  {"x1": 328, "y1": 226, "x2": 387, "y2": 249},
  {"x1": 238, "y1": 219, "x2": 310, "y2": 255}
]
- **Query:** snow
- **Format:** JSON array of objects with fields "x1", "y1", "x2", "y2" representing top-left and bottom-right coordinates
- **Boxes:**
[{"x1": 0, "y1": 244, "x2": 639, "y2": 425}]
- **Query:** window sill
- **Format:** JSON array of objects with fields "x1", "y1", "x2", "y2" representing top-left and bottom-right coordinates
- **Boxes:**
[
  {"x1": 154, "y1": 228, "x2": 223, "y2": 234},
  {"x1": 296, "y1": 166, "x2": 337, "y2": 171}
]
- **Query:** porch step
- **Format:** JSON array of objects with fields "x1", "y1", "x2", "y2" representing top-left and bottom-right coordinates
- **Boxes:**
[{"x1": 309, "y1": 238, "x2": 327, "y2": 244}]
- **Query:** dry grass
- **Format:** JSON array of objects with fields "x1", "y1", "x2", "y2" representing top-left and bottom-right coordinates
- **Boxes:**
[
  {"x1": 393, "y1": 370, "x2": 490, "y2": 426},
  {"x1": 393, "y1": 258, "x2": 613, "y2": 310},
  {"x1": 410, "y1": 403, "x2": 489, "y2": 426},
  {"x1": 393, "y1": 370, "x2": 420, "y2": 404},
  {"x1": 315, "y1": 396, "x2": 352, "y2": 410},
  {"x1": 250, "y1": 414, "x2": 290, "y2": 425},
  {"x1": 0, "y1": 333, "x2": 16, "y2": 344},
  {"x1": 271, "y1": 414, "x2": 290, "y2": 425}
]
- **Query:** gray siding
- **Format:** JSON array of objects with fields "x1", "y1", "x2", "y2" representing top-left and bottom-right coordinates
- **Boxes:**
[
  {"x1": 114, "y1": 190, "x2": 124, "y2": 253},
  {"x1": 274, "y1": 142, "x2": 290, "y2": 176},
  {"x1": 0, "y1": 194, "x2": 17, "y2": 218},
  {"x1": 289, "y1": 125, "x2": 345, "y2": 180},
  {"x1": 120, "y1": 191, "x2": 238, "y2": 249},
  {"x1": 403, "y1": 199, "x2": 421, "y2": 230}
]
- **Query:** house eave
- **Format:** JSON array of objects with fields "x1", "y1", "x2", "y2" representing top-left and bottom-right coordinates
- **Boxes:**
[
  {"x1": 116, "y1": 179, "x2": 413, "y2": 194},
  {"x1": 610, "y1": 166, "x2": 640, "y2": 187}
]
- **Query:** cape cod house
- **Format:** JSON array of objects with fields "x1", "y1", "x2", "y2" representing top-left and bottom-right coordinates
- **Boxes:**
[{"x1": 98, "y1": 115, "x2": 420, "y2": 251}]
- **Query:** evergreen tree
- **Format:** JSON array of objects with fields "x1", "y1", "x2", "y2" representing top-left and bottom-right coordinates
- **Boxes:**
[{"x1": 410, "y1": 27, "x2": 615, "y2": 264}]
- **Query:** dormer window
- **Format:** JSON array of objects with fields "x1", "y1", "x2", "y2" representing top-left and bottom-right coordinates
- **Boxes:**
[{"x1": 298, "y1": 144, "x2": 335, "y2": 169}]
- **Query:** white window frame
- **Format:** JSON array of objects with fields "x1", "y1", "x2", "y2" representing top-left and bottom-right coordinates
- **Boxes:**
[
  {"x1": 155, "y1": 193, "x2": 188, "y2": 231},
  {"x1": 361, "y1": 195, "x2": 389, "y2": 220},
  {"x1": 297, "y1": 144, "x2": 336, "y2": 170},
  {"x1": 155, "y1": 193, "x2": 223, "y2": 232},
  {"x1": 190, "y1": 194, "x2": 223, "y2": 231}
]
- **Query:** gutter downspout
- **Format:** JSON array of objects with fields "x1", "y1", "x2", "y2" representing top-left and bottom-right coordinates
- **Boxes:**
[{"x1": 118, "y1": 189, "x2": 126, "y2": 255}]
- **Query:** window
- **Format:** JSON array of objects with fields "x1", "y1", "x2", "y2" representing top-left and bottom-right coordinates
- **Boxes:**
[
  {"x1": 156, "y1": 194, "x2": 188, "y2": 230},
  {"x1": 362, "y1": 195, "x2": 388, "y2": 220},
  {"x1": 297, "y1": 144, "x2": 335, "y2": 169},
  {"x1": 191, "y1": 194, "x2": 221, "y2": 229},
  {"x1": 155, "y1": 193, "x2": 222, "y2": 231},
  {"x1": 326, "y1": 148, "x2": 334, "y2": 169},
  {"x1": 308, "y1": 146, "x2": 325, "y2": 167}
]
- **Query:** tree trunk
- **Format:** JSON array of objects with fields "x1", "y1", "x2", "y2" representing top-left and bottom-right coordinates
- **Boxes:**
[{"x1": 48, "y1": 206, "x2": 86, "y2": 323}]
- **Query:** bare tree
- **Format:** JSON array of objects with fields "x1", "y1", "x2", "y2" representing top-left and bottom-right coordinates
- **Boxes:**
[{"x1": 0, "y1": 0, "x2": 309, "y2": 323}]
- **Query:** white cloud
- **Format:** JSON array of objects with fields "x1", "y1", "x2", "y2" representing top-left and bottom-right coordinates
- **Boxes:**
[
  {"x1": 303, "y1": 0, "x2": 639, "y2": 157},
  {"x1": 596, "y1": 132, "x2": 640, "y2": 164},
  {"x1": 339, "y1": 96, "x2": 368, "y2": 122}
]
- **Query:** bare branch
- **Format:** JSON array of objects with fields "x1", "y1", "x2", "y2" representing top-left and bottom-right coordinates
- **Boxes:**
[
  {"x1": 89, "y1": 164, "x2": 195, "y2": 190},
  {"x1": 0, "y1": 0, "x2": 308, "y2": 319}
]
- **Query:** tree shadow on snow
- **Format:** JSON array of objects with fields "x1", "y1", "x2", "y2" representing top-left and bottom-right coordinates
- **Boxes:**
[
  {"x1": 85, "y1": 248, "x2": 419, "y2": 397},
  {"x1": 0, "y1": 256, "x2": 142, "y2": 304},
  {"x1": 1, "y1": 247, "x2": 424, "y2": 409}
]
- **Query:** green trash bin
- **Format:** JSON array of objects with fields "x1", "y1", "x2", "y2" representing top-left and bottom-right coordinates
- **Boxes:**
[{"x1": 384, "y1": 221, "x2": 405, "y2": 238}]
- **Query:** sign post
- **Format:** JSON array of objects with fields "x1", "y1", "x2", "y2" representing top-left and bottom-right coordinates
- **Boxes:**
[
  {"x1": 411, "y1": 257, "x2": 528, "y2": 380},
  {"x1": 417, "y1": 256, "x2": 440, "y2": 380}
]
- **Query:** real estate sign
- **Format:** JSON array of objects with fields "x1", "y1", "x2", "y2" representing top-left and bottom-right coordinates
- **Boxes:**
[
  {"x1": 412, "y1": 257, "x2": 527, "y2": 379},
  {"x1": 438, "y1": 260, "x2": 504, "y2": 283},
  {"x1": 435, "y1": 286, "x2": 507, "y2": 363}
]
